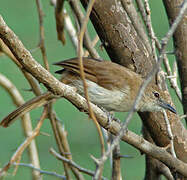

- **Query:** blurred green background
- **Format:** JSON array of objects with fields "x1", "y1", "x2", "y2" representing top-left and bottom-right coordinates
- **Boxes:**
[{"x1": 0, "y1": 0, "x2": 183, "y2": 179}]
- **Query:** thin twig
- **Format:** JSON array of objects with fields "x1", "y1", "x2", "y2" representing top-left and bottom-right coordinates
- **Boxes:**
[
  {"x1": 161, "y1": 51, "x2": 182, "y2": 101},
  {"x1": 48, "y1": 105, "x2": 85, "y2": 180},
  {"x1": 50, "y1": 148, "x2": 108, "y2": 180},
  {"x1": 171, "y1": 60, "x2": 181, "y2": 100},
  {"x1": 51, "y1": 110, "x2": 85, "y2": 180},
  {"x1": 93, "y1": 1, "x2": 187, "y2": 178},
  {"x1": 144, "y1": 0, "x2": 177, "y2": 159},
  {"x1": 69, "y1": 0, "x2": 100, "y2": 58},
  {"x1": 162, "y1": 110, "x2": 177, "y2": 158},
  {"x1": 48, "y1": 104, "x2": 72, "y2": 180},
  {"x1": 180, "y1": 114, "x2": 187, "y2": 119},
  {"x1": 143, "y1": 0, "x2": 157, "y2": 63},
  {"x1": 13, "y1": 163, "x2": 66, "y2": 180},
  {"x1": 0, "y1": 108, "x2": 48, "y2": 176},
  {"x1": 77, "y1": 0, "x2": 105, "y2": 157},
  {"x1": 1, "y1": 14, "x2": 187, "y2": 177},
  {"x1": 35, "y1": 0, "x2": 49, "y2": 70},
  {"x1": 0, "y1": 36, "x2": 43, "y2": 180},
  {"x1": 0, "y1": 73, "x2": 42, "y2": 180},
  {"x1": 136, "y1": 0, "x2": 182, "y2": 102},
  {"x1": 0, "y1": 39, "x2": 42, "y2": 96},
  {"x1": 37, "y1": 1, "x2": 78, "y2": 178},
  {"x1": 111, "y1": 135, "x2": 122, "y2": 180},
  {"x1": 163, "y1": 53, "x2": 182, "y2": 101},
  {"x1": 77, "y1": 1, "x2": 105, "y2": 178},
  {"x1": 63, "y1": 9, "x2": 78, "y2": 50},
  {"x1": 84, "y1": 35, "x2": 99, "y2": 57}
]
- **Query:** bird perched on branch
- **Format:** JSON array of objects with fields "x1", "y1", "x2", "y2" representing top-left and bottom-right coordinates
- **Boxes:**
[{"x1": 0, "y1": 57, "x2": 176, "y2": 127}]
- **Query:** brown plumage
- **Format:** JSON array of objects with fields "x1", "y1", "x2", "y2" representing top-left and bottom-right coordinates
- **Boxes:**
[
  {"x1": 0, "y1": 57, "x2": 176, "y2": 127},
  {"x1": 55, "y1": 57, "x2": 142, "y2": 91}
]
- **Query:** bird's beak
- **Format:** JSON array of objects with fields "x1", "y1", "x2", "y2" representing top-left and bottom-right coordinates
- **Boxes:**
[{"x1": 159, "y1": 100, "x2": 177, "y2": 114}]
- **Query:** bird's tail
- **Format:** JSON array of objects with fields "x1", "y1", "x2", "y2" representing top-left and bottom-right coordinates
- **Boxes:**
[{"x1": 0, "y1": 92, "x2": 55, "y2": 127}]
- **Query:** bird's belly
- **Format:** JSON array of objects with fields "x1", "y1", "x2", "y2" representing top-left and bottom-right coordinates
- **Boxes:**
[{"x1": 71, "y1": 79, "x2": 131, "y2": 112}]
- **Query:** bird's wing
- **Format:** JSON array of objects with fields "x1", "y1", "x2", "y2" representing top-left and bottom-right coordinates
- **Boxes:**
[
  {"x1": 54, "y1": 57, "x2": 142, "y2": 91},
  {"x1": 54, "y1": 57, "x2": 98, "y2": 84},
  {"x1": 93, "y1": 61, "x2": 139, "y2": 90}
]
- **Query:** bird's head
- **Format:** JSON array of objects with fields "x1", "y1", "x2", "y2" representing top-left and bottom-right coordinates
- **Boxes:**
[{"x1": 140, "y1": 85, "x2": 176, "y2": 114}]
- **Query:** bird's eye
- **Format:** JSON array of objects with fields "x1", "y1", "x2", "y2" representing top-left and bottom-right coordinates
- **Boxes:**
[{"x1": 153, "y1": 92, "x2": 160, "y2": 98}]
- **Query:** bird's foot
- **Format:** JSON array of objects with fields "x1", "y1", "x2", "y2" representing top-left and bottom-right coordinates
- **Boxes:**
[
  {"x1": 100, "y1": 108, "x2": 114, "y2": 129},
  {"x1": 101, "y1": 108, "x2": 122, "y2": 129}
]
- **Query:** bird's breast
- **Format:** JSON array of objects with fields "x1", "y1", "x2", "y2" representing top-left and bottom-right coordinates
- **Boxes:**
[{"x1": 70, "y1": 79, "x2": 133, "y2": 112}]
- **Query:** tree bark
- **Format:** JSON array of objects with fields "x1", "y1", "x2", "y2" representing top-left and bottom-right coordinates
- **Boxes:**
[
  {"x1": 80, "y1": 0, "x2": 187, "y2": 178},
  {"x1": 163, "y1": 0, "x2": 187, "y2": 124}
]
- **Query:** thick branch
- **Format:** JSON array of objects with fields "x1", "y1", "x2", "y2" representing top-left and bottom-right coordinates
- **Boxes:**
[
  {"x1": 79, "y1": 0, "x2": 187, "y2": 165},
  {"x1": 1, "y1": 15, "x2": 187, "y2": 177},
  {"x1": 80, "y1": 0, "x2": 153, "y2": 76},
  {"x1": 163, "y1": 0, "x2": 187, "y2": 124}
]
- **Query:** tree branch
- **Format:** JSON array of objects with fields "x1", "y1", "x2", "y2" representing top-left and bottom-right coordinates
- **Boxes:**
[{"x1": 1, "y1": 15, "x2": 187, "y2": 177}]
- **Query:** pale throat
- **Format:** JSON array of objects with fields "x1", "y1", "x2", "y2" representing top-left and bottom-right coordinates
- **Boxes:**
[{"x1": 138, "y1": 94, "x2": 162, "y2": 112}]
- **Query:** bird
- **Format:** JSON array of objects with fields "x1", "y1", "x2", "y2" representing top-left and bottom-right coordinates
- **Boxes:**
[{"x1": 0, "y1": 57, "x2": 176, "y2": 127}]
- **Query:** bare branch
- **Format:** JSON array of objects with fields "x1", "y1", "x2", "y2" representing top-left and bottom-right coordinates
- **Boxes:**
[
  {"x1": 93, "y1": 1, "x2": 187, "y2": 178},
  {"x1": 0, "y1": 39, "x2": 42, "y2": 96},
  {"x1": 48, "y1": 107, "x2": 84, "y2": 180},
  {"x1": 1, "y1": 14, "x2": 187, "y2": 177},
  {"x1": 136, "y1": 0, "x2": 182, "y2": 102},
  {"x1": 49, "y1": 148, "x2": 108, "y2": 180},
  {"x1": 68, "y1": 0, "x2": 100, "y2": 58},
  {"x1": 111, "y1": 138, "x2": 122, "y2": 180},
  {"x1": 143, "y1": 0, "x2": 157, "y2": 63},
  {"x1": 163, "y1": 56, "x2": 182, "y2": 101},
  {"x1": 35, "y1": 0, "x2": 49, "y2": 70},
  {"x1": 63, "y1": 9, "x2": 78, "y2": 49},
  {"x1": 77, "y1": 0, "x2": 105, "y2": 160},
  {"x1": 84, "y1": 35, "x2": 99, "y2": 57},
  {"x1": 0, "y1": 73, "x2": 42, "y2": 180},
  {"x1": 0, "y1": 108, "x2": 47, "y2": 176},
  {"x1": 163, "y1": 0, "x2": 187, "y2": 125},
  {"x1": 48, "y1": 105, "x2": 72, "y2": 180},
  {"x1": 13, "y1": 163, "x2": 66, "y2": 180},
  {"x1": 162, "y1": 110, "x2": 176, "y2": 158}
]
